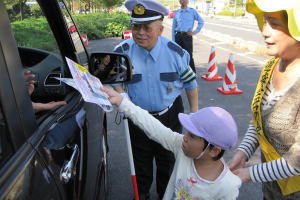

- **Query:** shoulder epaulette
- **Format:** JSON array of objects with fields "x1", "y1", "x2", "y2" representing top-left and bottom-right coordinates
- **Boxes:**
[
  {"x1": 114, "y1": 46, "x2": 123, "y2": 53},
  {"x1": 167, "y1": 42, "x2": 184, "y2": 57},
  {"x1": 122, "y1": 43, "x2": 130, "y2": 51}
]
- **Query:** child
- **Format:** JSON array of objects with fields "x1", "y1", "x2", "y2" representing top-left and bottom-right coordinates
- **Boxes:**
[{"x1": 102, "y1": 87, "x2": 241, "y2": 200}]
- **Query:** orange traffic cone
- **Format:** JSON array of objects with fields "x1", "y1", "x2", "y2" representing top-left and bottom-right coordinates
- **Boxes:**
[
  {"x1": 217, "y1": 53, "x2": 243, "y2": 95},
  {"x1": 201, "y1": 46, "x2": 223, "y2": 81}
]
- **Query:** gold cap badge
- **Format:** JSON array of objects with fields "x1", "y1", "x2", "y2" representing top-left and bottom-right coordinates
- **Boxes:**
[{"x1": 133, "y1": 4, "x2": 145, "y2": 15}]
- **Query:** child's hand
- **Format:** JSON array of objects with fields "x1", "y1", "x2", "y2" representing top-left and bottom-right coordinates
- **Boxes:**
[
  {"x1": 101, "y1": 87, "x2": 123, "y2": 106},
  {"x1": 232, "y1": 168, "x2": 251, "y2": 183},
  {"x1": 227, "y1": 150, "x2": 247, "y2": 171}
]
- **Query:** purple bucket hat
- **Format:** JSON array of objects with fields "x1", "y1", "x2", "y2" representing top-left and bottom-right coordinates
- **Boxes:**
[{"x1": 178, "y1": 107, "x2": 238, "y2": 150}]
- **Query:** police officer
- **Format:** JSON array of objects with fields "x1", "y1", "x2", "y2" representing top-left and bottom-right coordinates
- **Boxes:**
[
  {"x1": 114, "y1": 0, "x2": 198, "y2": 199},
  {"x1": 172, "y1": 0, "x2": 204, "y2": 73}
]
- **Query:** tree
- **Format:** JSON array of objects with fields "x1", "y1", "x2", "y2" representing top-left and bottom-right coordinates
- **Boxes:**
[
  {"x1": 4, "y1": 0, "x2": 30, "y2": 21},
  {"x1": 101, "y1": 0, "x2": 123, "y2": 9}
]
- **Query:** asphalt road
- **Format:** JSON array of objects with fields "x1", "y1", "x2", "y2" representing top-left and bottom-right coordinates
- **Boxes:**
[
  {"x1": 88, "y1": 17, "x2": 268, "y2": 199},
  {"x1": 200, "y1": 16, "x2": 264, "y2": 45}
]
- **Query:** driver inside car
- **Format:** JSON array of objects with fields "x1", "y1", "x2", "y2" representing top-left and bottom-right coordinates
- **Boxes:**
[{"x1": 24, "y1": 70, "x2": 67, "y2": 112}]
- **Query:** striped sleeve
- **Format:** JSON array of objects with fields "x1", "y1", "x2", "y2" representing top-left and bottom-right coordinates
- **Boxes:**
[
  {"x1": 249, "y1": 158, "x2": 300, "y2": 182},
  {"x1": 237, "y1": 121, "x2": 259, "y2": 159},
  {"x1": 180, "y1": 67, "x2": 196, "y2": 83}
]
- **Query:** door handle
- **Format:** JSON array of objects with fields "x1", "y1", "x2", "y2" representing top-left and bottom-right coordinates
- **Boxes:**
[{"x1": 60, "y1": 144, "x2": 79, "y2": 183}]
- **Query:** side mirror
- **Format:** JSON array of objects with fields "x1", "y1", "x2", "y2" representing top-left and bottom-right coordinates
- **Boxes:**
[{"x1": 89, "y1": 52, "x2": 132, "y2": 84}]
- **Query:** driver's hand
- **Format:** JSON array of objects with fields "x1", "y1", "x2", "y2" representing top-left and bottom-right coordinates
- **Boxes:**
[
  {"x1": 23, "y1": 70, "x2": 35, "y2": 96},
  {"x1": 32, "y1": 101, "x2": 67, "y2": 112}
]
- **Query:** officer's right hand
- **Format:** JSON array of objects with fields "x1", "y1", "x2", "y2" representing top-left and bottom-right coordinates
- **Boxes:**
[{"x1": 101, "y1": 87, "x2": 123, "y2": 106}]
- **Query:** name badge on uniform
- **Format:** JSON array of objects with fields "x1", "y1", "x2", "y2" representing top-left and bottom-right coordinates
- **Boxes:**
[{"x1": 167, "y1": 86, "x2": 173, "y2": 93}]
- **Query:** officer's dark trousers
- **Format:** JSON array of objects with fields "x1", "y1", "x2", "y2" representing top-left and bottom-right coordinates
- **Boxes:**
[
  {"x1": 175, "y1": 32, "x2": 196, "y2": 73},
  {"x1": 128, "y1": 96, "x2": 183, "y2": 199}
]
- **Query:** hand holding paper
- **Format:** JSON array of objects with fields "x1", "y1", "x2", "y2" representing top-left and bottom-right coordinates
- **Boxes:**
[
  {"x1": 100, "y1": 87, "x2": 124, "y2": 106},
  {"x1": 57, "y1": 57, "x2": 113, "y2": 112}
]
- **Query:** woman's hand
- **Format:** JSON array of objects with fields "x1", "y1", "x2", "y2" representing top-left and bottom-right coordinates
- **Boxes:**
[
  {"x1": 227, "y1": 150, "x2": 248, "y2": 171},
  {"x1": 101, "y1": 87, "x2": 123, "y2": 106},
  {"x1": 233, "y1": 168, "x2": 251, "y2": 183}
]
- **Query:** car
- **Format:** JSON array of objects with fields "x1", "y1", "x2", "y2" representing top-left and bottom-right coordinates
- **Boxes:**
[
  {"x1": 0, "y1": 0, "x2": 131, "y2": 199},
  {"x1": 168, "y1": 10, "x2": 176, "y2": 18}
]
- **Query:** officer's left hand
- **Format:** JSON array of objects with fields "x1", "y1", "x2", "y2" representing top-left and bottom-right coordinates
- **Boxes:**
[{"x1": 187, "y1": 32, "x2": 194, "y2": 36}]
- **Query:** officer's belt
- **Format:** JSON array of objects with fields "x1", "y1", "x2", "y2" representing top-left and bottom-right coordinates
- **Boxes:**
[
  {"x1": 175, "y1": 31, "x2": 188, "y2": 35},
  {"x1": 149, "y1": 102, "x2": 174, "y2": 116}
]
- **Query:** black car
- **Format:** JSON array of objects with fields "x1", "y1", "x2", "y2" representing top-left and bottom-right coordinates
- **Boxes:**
[{"x1": 0, "y1": 0, "x2": 131, "y2": 199}]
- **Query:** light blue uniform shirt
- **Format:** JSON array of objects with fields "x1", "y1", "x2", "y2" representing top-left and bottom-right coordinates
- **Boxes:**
[
  {"x1": 172, "y1": 8, "x2": 204, "y2": 41},
  {"x1": 115, "y1": 36, "x2": 197, "y2": 112}
]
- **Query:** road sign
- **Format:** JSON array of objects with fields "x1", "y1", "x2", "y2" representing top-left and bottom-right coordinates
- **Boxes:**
[
  {"x1": 122, "y1": 30, "x2": 132, "y2": 40},
  {"x1": 81, "y1": 34, "x2": 88, "y2": 46}
]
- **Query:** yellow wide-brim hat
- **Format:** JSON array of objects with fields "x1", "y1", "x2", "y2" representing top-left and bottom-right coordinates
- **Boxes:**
[{"x1": 246, "y1": 0, "x2": 300, "y2": 41}]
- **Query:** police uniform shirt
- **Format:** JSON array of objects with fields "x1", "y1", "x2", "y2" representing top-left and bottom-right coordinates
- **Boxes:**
[
  {"x1": 172, "y1": 8, "x2": 204, "y2": 41},
  {"x1": 115, "y1": 36, "x2": 197, "y2": 112}
]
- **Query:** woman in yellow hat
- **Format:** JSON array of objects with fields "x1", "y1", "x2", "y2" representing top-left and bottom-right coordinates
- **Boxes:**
[{"x1": 228, "y1": 0, "x2": 300, "y2": 199}]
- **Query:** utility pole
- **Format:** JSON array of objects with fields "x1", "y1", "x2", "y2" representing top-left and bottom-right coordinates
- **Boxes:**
[{"x1": 234, "y1": 0, "x2": 237, "y2": 17}]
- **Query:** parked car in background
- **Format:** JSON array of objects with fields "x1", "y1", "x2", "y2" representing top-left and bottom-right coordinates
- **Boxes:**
[
  {"x1": 168, "y1": 10, "x2": 176, "y2": 18},
  {"x1": 0, "y1": 0, "x2": 131, "y2": 199}
]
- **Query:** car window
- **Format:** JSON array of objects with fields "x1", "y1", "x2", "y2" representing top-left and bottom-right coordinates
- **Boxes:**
[
  {"x1": 0, "y1": 106, "x2": 13, "y2": 168},
  {"x1": 4, "y1": 1, "x2": 70, "y2": 111},
  {"x1": 5, "y1": 1, "x2": 60, "y2": 54},
  {"x1": 58, "y1": 0, "x2": 88, "y2": 67}
]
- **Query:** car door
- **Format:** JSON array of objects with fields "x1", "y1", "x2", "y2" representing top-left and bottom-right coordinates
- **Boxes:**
[
  {"x1": 0, "y1": 1, "x2": 65, "y2": 199},
  {"x1": 0, "y1": 0, "x2": 117, "y2": 199},
  {"x1": 38, "y1": 0, "x2": 110, "y2": 199},
  {"x1": 0, "y1": 0, "x2": 89, "y2": 199}
]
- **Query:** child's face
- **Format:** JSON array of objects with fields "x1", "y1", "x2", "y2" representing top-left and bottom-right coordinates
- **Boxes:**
[{"x1": 182, "y1": 132, "x2": 208, "y2": 159}]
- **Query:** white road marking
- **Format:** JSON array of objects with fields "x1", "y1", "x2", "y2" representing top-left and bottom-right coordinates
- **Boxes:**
[
  {"x1": 204, "y1": 22, "x2": 260, "y2": 34},
  {"x1": 211, "y1": 41, "x2": 227, "y2": 45}
]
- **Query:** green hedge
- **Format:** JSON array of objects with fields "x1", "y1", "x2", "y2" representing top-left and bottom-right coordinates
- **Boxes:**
[
  {"x1": 11, "y1": 12, "x2": 130, "y2": 51},
  {"x1": 12, "y1": 18, "x2": 56, "y2": 51},
  {"x1": 73, "y1": 12, "x2": 131, "y2": 40}
]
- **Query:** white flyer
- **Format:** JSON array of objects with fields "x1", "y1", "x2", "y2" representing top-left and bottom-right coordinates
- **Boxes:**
[{"x1": 59, "y1": 57, "x2": 113, "y2": 112}]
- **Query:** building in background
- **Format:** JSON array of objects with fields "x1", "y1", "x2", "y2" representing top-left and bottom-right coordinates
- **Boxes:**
[{"x1": 191, "y1": 0, "x2": 229, "y2": 15}]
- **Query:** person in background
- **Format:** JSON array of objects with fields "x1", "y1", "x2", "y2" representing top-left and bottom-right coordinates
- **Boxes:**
[
  {"x1": 228, "y1": 0, "x2": 300, "y2": 199},
  {"x1": 172, "y1": 0, "x2": 204, "y2": 73},
  {"x1": 102, "y1": 86, "x2": 241, "y2": 200},
  {"x1": 114, "y1": 0, "x2": 198, "y2": 199},
  {"x1": 94, "y1": 55, "x2": 111, "y2": 78},
  {"x1": 24, "y1": 70, "x2": 66, "y2": 112}
]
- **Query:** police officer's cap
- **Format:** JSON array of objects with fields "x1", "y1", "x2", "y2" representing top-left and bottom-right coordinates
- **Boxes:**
[{"x1": 125, "y1": 0, "x2": 169, "y2": 24}]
